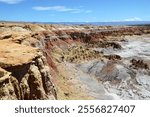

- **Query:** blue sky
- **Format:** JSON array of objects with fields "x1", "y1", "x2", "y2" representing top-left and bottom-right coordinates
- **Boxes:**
[{"x1": 0, "y1": 0, "x2": 150, "y2": 22}]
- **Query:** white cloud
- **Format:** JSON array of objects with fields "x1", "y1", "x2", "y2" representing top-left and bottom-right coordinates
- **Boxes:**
[
  {"x1": 124, "y1": 17, "x2": 142, "y2": 21},
  {"x1": 0, "y1": 0, "x2": 23, "y2": 4},
  {"x1": 112, "y1": 17, "x2": 143, "y2": 22},
  {"x1": 32, "y1": 6, "x2": 75, "y2": 12},
  {"x1": 32, "y1": 6, "x2": 92, "y2": 14}
]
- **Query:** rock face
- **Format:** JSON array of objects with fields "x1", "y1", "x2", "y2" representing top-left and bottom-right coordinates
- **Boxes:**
[
  {"x1": 0, "y1": 40, "x2": 56, "y2": 100},
  {"x1": 0, "y1": 22, "x2": 150, "y2": 100},
  {"x1": 20, "y1": 56, "x2": 56, "y2": 100},
  {"x1": 0, "y1": 67, "x2": 20, "y2": 99}
]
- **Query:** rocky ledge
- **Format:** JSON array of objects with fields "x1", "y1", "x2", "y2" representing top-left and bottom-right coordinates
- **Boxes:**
[
  {"x1": 0, "y1": 40, "x2": 56, "y2": 100},
  {"x1": 0, "y1": 22, "x2": 150, "y2": 100}
]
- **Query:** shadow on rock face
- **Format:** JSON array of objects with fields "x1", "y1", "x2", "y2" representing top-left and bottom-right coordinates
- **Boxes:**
[{"x1": 4, "y1": 64, "x2": 30, "y2": 83}]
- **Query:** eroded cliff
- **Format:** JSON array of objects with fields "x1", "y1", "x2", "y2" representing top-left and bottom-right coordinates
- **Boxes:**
[
  {"x1": 0, "y1": 22, "x2": 150, "y2": 99},
  {"x1": 0, "y1": 40, "x2": 56, "y2": 99}
]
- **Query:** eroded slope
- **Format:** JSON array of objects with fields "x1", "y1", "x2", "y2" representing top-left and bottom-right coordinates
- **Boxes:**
[{"x1": 0, "y1": 22, "x2": 150, "y2": 99}]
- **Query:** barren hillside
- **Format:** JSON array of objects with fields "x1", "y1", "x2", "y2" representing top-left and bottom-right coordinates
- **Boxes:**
[{"x1": 0, "y1": 22, "x2": 150, "y2": 99}]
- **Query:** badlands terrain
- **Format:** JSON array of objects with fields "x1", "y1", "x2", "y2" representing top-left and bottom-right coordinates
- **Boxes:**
[{"x1": 0, "y1": 22, "x2": 150, "y2": 100}]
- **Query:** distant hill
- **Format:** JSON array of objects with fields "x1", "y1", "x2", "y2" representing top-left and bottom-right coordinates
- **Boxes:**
[
  {"x1": 48, "y1": 21, "x2": 150, "y2": 26},
  {"x1": 1, "y1": 20, "x2": 150, "y2": 26}
]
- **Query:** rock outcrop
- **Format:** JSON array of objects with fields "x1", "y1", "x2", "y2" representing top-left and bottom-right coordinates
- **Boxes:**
[
  {"x1": 130, "y1": 59, "x2": 149, "y2": 70},
  {"x1": 0, "y1": 40, "x2": 56, "y2": 100}
]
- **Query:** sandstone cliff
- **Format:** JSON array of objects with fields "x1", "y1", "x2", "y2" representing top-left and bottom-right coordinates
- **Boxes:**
[{"x1": 0, "y1": 40, "x2": 56, "y2": 100}]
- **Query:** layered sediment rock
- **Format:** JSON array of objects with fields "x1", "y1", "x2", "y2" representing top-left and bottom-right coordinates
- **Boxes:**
[
  {"x1": 0, "y1": 22, "x2": 150, "y2": 100},
  {"x1": 0, "y1": 40, "x2": 56, "y2": 100}
]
